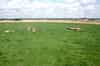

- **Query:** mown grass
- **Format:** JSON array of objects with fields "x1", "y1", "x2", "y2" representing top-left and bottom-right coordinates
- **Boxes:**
[{"x1": 0, "y1": 22, "x2": 100, "y2": 66}]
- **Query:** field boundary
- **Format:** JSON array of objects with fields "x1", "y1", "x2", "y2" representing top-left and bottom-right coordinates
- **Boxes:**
[{"x1": 0, "y1": 20, "x2": 100, "y2": 25}]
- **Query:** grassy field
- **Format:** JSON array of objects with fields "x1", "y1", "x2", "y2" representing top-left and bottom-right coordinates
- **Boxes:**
[{"x1": 0, "y1": 22, "x2": 100, "y2": 66}]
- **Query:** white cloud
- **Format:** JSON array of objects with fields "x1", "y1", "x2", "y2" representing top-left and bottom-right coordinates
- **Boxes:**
[
  {"x1": 0, "y1": 0, "x2": 99, "y2": 18},
  {"x1": 64, "y1": 0, "x2": 76, "y2": 3},
  {"x1": 80, "y1": 0, "x2": 96, "y2": 5},
  {"x1": 92, "y1": 5, "x2": 100, "y2": 18}
]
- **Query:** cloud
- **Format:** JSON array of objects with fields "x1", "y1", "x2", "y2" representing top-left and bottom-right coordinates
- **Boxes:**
[
  {"x1": 80, "y1": 0, "x2": 96, "y2": 5},
  {"x1": 93, "y1": 4, "x2": 100, "y2": 18},
  {"x1": 0, "y1": 0, "x2": 98, "y2": 18}
]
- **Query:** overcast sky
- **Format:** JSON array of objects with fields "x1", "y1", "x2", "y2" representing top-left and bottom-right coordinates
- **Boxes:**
[{"x1": 0, "y1": 0, "x2": 99, "y2": 18}]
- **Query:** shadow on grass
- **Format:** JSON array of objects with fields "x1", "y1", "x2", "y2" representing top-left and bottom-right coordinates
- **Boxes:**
[{"x1": 0, "y1": 51, "x2": 9, "y2": 65}]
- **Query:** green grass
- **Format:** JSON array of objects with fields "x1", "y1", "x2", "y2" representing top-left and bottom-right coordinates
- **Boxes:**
[{"x1": 0, "y1": 22, "x2": 100, "y2": 66}]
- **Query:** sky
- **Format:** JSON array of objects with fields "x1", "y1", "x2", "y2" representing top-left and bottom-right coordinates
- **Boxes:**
[{"x1": 0, "y1": 0, "x2": 100, "y2": 18}]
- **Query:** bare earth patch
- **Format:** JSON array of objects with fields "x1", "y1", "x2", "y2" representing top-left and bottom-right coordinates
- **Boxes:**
[{"x1": 0, "y1": 20, "x2": 100, "y2": 25}]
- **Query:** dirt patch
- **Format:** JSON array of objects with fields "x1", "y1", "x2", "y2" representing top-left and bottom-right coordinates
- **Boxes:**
[{"x1": 0, "y1": 20, "x2": 100, "y2": 25}]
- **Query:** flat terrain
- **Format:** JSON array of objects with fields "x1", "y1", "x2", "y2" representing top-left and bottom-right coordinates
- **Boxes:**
[
  {"x1": 0, "y1": 20, "x2": 100, "y2": 24},
  {"x1": 0, "y1": 22, "x2": 100, "y2": 66}
]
